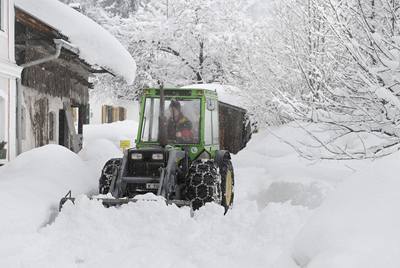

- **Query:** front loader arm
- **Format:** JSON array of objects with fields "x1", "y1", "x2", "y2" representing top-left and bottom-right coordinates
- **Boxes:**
[{"x1": 158, "y1": 149, "x2": 186, "y2": 200}]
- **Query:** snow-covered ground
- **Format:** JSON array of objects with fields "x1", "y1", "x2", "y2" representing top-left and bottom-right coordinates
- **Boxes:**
[{"x1": 0, "y1": 121, "x2": 398, "y2": 267}]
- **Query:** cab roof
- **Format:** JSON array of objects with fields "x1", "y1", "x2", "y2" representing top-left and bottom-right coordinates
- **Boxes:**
[{"x1": 143, "y1": 88, "x2": 217, "y2": 98}]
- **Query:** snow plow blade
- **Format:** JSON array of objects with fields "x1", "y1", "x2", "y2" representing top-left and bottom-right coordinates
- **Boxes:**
[{"x1": 59, "y1": 191, "x2": 191, "y2": 211}]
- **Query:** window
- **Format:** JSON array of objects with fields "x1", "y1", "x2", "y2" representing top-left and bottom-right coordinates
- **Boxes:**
[
  {"x1": 141, "y1": 98, "x2": 201, "y2": 144},
  {"x1": 106, "y1": 106, "x2": 113, "y2": 123},
  {"x1": 212, "y1": 101, "x2": 219, "y2": 144},
  {"x1": 102, "y1": 105, "x2": 127, "y2": 123},
  {"x1": 119, "y1": 107, "x2": 126, "y2": 121},
  {"x1": 141, "y1": 98, "x2": 160, "y2": 142},
  {"x1": 204, "y1": 104, "x2": 212, "y2": 145},
  {"x1": 49, "y1": 112, "x2": 56, "y2": 141},
  {"x1": 72, "y1": 107, "x2": 79, "y2": 133},
  {"x1": 205, "y1": 98, "x2": 219, "y2": 145}
]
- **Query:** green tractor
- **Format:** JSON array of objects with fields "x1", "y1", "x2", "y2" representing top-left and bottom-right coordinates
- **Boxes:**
[{"x1": 61, "y1": 86, "x2": 251, "y2": 212}]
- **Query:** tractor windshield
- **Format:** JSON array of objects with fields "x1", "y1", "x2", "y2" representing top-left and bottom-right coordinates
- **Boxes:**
[{"x1": 141, "y1": 98, "x2": 201, "y2": 144}]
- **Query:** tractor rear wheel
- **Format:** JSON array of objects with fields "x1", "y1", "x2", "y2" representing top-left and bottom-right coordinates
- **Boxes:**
[
  {"x1": 99, "y1": 158, "x2": 122, "y2": 194},
  {"x1": 220, "y1": 158, "x2": 234, "y2": 213},
  {"x1": 186, "y1": 159, "x2": 222, "y2": 210}
]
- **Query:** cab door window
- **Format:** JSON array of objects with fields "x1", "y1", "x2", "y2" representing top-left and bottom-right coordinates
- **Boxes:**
[
  {"x1": 204, "y1": 102, "x2": 212, "y2": 145},
  {"x1": 205, "y1": 98, "x2": 218, "y2": 145},
  {"x1": 211, "y1": 100, "x2": 219, "y2": 144}
]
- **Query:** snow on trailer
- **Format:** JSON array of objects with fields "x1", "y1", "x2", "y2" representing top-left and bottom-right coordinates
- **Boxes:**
[
  {"x1": 14, "y1": 0, "x2": 136, "y2": 84},
  {"x1": 183, "y1": 84, "x2": 247, "y2": 108}
]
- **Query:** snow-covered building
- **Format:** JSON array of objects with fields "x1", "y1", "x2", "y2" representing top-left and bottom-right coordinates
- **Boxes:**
[
  {"x1": 0, "y1": 0, "x2": 22, "y2": 165},
  {"x1": 1, "y1": 0, "x2": 136, "y2": 164}
]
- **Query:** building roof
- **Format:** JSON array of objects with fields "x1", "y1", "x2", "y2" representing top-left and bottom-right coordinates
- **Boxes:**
[{"x1": 14, "y1": 0, "x2": 136, "y2": 85}]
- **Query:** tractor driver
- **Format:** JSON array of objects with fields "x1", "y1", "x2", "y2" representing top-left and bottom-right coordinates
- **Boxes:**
[{"x1": 167, "y1": 100, "x2": 194, "y2": 143}]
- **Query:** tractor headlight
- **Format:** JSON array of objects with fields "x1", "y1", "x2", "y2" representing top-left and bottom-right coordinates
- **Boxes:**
[
  {"x1": 152, "y1": 153, "x2": 163, "y2": 160},
  {"x1": 131, "y1": 153, "x2": 143, "y2": 160}
]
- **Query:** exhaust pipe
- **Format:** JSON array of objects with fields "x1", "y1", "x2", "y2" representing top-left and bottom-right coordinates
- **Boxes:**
[{"x1": 158, "y1": 81, "x2": 167, "y2": 147}]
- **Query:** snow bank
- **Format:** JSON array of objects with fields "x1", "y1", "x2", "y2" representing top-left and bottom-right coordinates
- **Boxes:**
[
  {"x1": 233, "y1": 125, "x2": 354, "y2": 208},
  {"x1": 80, "y1": 120, "x2": 138, "y2": 178},
  {"x1": 1, "y1": 121, "x2": 375, "y2": 267},
  {"x1": 182, "y1": 84, "x2": 247, "y2": 108},
  {"x1": 0, "y1": 121, "x2": 138, "y2": 242},
  {"x1": 4, "y1": 196, "x2": 310, "y2": 268},
  {"x1": 292, "y1": 151, "x2": 400, "y2": 268},
  {"x1": 83, "y1": 120, "x2": 138, "y2": 149},
  {"x1": 15, "y1": 0, "x2": 136, "y2": 84},
  {"x1": 0, "y1": 145, "x2": 96, "y2": 238},
  {"x1": 79, "y1": 138, "x2": 122, "y2": 178}
]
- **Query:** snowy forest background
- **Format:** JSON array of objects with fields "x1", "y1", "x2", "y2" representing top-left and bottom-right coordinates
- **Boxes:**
[{"x1": 61, "y1": 0, "x2": 400, "y2": 160}]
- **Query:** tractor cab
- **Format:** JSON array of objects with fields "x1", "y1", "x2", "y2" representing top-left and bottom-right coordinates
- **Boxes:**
[{"x1": 136, "y1": 88, "x2": 220, "y2": 160}]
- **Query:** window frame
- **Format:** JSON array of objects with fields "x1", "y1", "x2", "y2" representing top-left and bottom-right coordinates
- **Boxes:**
[
  {"x1": 204, "y1": 98, "x2": 219, "y2": 146},
  {"x1": 204, "y1": 103, "x2": 212, "y2": 145},
  {"x1": 139, "y1": 96, "x2": 202, "y2": 145},
  {"x1": 211, "y1": 100, "x2": 219, "y2": 144}
]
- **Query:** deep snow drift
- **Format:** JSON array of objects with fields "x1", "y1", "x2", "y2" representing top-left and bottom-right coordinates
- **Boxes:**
[
  {"x1": 0, "y1": 121, "x2": 399, "y2": 267},
  {"x1": 292, "y1": 152, "x2": 400, "y2": 268},
  {"x1": 0, "y1": 145, "x2": 96, "y2": 237}
]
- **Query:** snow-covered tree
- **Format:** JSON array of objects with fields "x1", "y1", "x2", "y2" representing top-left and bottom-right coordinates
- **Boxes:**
[
  {"x1": 121, "y1": 0, "x2": 255, "y2": 87},
  {"x1": 268, "y1": 0, "x2": 400, "y2": 159},
  {"x1": 63, "y1": 0, "x2": 267, "y2": 108}
]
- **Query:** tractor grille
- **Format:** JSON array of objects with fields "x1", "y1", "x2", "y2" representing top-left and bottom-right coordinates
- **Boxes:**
[
  {"x1": 129, "y1": 162, "x2": 164, "y2": 177},
  {"x1": 127, "y1": 150, "x2": 167, "y2": 178}
]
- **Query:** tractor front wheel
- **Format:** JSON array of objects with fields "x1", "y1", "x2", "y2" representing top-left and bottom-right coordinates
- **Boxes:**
[
  {"x1": 99, "y1": 158, "x2": 122, "y2": 194},
  {"x1": 220, "y1": 158, "x2": 234, "y2": 213},
  {"x1": 186, "y1": 159, "x2": 222, "y2": 210}
]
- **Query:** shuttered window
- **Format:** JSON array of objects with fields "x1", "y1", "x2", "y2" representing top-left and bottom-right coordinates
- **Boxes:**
[{"x1": 102, "y1": 105, "x2": 127, "y2": 123}]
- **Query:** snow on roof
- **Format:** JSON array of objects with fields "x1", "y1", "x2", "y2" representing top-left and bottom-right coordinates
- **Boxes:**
[
  {"x1": 182, "y1": 84, "x2": 246, "y2": 108},
  {"x1": 15, "y1": 0, "x2": 136, "y2": 85}
]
